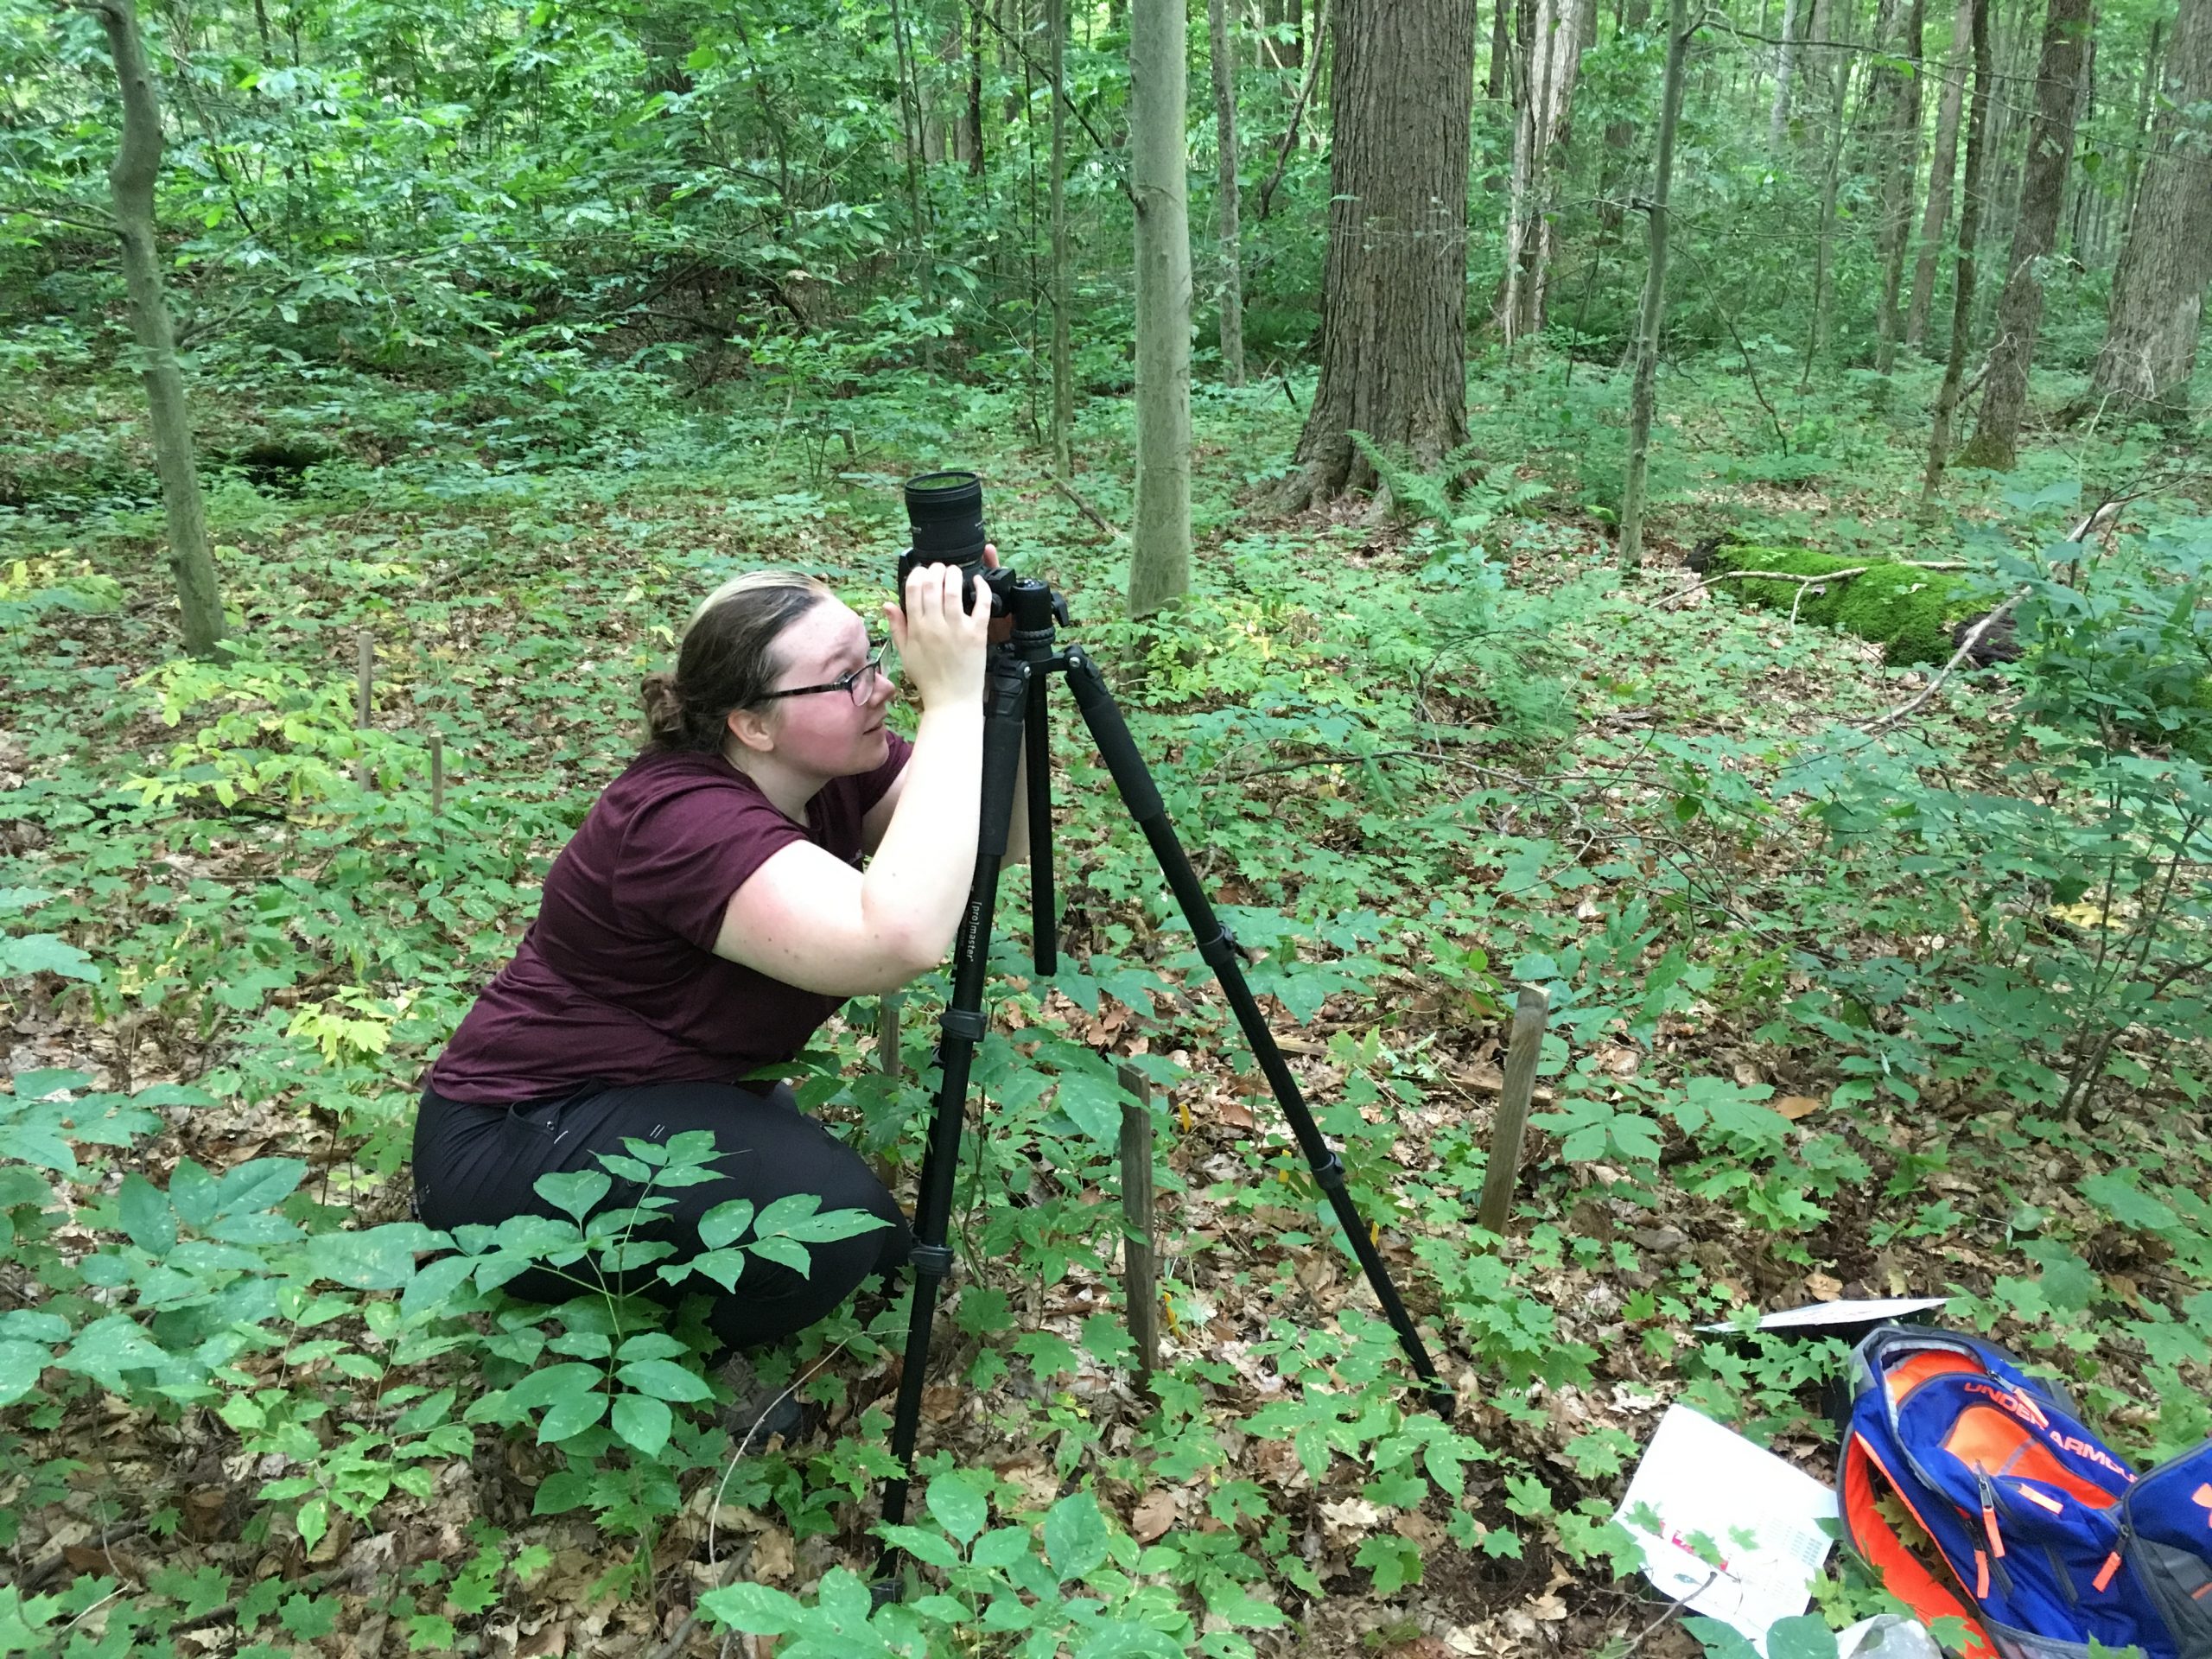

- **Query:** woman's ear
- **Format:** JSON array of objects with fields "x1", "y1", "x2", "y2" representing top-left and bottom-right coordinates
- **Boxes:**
[{"x1": 724, "y1": 704, "x2": 776, "y2": 755}]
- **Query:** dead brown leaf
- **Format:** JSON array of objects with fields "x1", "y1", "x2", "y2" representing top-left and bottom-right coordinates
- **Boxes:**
[
  {"x1": 749, "y1": 1527, "x2": 797, "y2": 1583},
  {"x1": 1806, "y1": 1272, "x2": 1845, "y2": 1301},
  {"x1": 1775, "y1": 1094, "x2": 1825, "y2": 1120},
  {"x1": 1129, "y1": 1488, "x2": 1179, "y2": 1543}
]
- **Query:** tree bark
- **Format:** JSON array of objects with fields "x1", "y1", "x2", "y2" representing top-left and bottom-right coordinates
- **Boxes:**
[
  {"x1": 1770, "y1": 0, "x2": 1802, "y2": 144},
  {"x1": 90, "y1": 0, "x2": 226, "y2": 660},
  {"x1": 1873, "y1": 0, "x2": 1926, "y2": 370},
  {"x1": 966, "y1": 0, "x2": 988, "y2": 175},
  {"x1": 1049, "y1": 0, "x2": 1073, "y2": 474},
  {"x1": 1619, "y1": 0, "x2": 1691, "y2": 569},
  {"x1": 1500, "y1": 0, "x2": 1589, "y2": 343},
  {"x1": 1802, "y1": 3, "x2": 1860, "y2": 378},
  {"x1": 1489, "y1": 0, "x2": 1512, "y2": 99},
  {"x1": 1128, "y1": 0, "x2": 1192, "y2": 615},
  {"x1": 2087, "y1": 0, "x2": 2212, "y2": 415},
  {"x1": 2062, "y1": 33, "x2": 2095, "y2": 258},
  {"x1": 1923, "y1": 0, "x2": 1993, "y2": 504},
  {"x1": 1961, "y1": 0, "x2": 2090, "y2": 467},
  {"x1": 1271, "y1": 0, "x2": 1477, "y2": 508},
  {"x1": 1210, "y1": 0, "x2": 1247, "y2": 385},
  {"x1": 2120, "y1": 18, "x2": 2162, "y2": 238},
  {"x1": 1906, "y1": 0, "x2": 1974, "y2": 347}
]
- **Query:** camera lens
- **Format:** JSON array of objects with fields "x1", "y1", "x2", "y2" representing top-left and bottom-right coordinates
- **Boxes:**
[{"x1": 904, "y1": 471, "x2": 988, "y2": 566}]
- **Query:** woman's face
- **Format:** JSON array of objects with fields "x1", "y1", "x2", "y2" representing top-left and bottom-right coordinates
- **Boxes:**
[{"x1": 753, "y1": 596, "x2": 896, "y2": 777}]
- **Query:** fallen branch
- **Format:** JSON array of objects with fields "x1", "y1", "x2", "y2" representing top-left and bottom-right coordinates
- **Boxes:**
[
  {"x1": 1861, "y1": 488, "x2": 2150, "y2": 734},
  {"x1": 1052, "y1": 474, "x2": 1123, "y2": 539},
  {"x1": 1861, "y1": 585, "x2": 2029, "y2": 733}
]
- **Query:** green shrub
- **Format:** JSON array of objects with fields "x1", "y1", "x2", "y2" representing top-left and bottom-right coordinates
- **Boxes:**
[{"x1": 1701, "y1": 543, "x2": 1978, "y2": 665}]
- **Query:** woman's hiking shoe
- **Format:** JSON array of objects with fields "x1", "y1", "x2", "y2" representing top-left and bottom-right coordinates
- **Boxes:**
[{"x1": 715, "y1": 1351, "x2": 804, "y2": 1448}]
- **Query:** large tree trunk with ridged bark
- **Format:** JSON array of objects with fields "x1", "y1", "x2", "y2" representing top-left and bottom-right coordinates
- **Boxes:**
[
  {"x1": 2085, "y1": 0, "x2": 2212, "y2": 416},
  {"x1": 1961, "y1": 0, "x2": 2090, "y2": 467},
  {"x1": 91, "y1": 0, "x2": 226, "y2": 660},
  {"x1": 1271, "y1": 0, "x2": 1477, "y2": 509}
]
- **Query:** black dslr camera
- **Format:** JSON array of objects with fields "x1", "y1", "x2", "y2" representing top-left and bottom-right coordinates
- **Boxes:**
[{"x1": 898, "y1": 470, "x2": 1016, "y2": 618}]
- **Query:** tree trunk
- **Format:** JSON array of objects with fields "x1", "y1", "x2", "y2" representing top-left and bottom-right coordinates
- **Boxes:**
[
  {"x1": 1802, "y1": 4, "x2": 1859, "y2": 378},
  {"x1": 92, "y1": 0, "x2": 225, "y2": 660},
  {"x1": 2062, "y1": 34, "x2": 2094, "y2": 258},
  {"x1": 2087, "y1": 0, "x2": 2212, "y2": 415},
  {"x1": 966, "y1": 0, "x2": 988, "y2": 175},
  {"x1": 1273, "y1": 0, "x2": 1477, "y2": 507},
  {"x1": 1619, "y1": 0, "x2": 1691, "y2": 569},
  {"x1": 1210, "y1": 0, "x2": 1247, "y2": 385},
  {"x1": 1970, "y1": 0, "x2": 2034, "y2": 327},
  {"x1": 1489, "y1": 0, "x2": 1512, "y2": 99},
  {"x1": 1906, "y1": 0, "x2": 1974, "y2": 347},
  {"x1": 1049, "y1": 0, "x2": 1073, "y2": 474},
  {"x1": 1128, "y1": 0, "x2": 1192, "y2": 616},
  {"x1": 1770, "y1": 0, "x2": 1802, "y2": 144},
  {"x1": 1960, "y1": 0, "x2": 2089, "y2": 467},
  {"x1": 1923, "y1": 0, "x2": 1993, "y2": 504},
  {"x1": 2120, "y1": 18, "x2": 2162, "y2": 239},
  {"x1": 1500, "y1": 0, "x2": 1588, "y2": 343},
  {"x1": 1873, "y1": 0, "x2": 1925, "y2": 370}
]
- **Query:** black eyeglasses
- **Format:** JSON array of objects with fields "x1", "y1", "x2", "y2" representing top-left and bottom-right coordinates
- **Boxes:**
[{"x1": 759, "y1": 640, "x2": 887, "y2": 705}]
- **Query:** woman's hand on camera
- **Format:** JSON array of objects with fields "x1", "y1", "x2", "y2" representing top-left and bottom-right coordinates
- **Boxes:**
[{"x1": 886, "y1": 556, "x2": 990, "y2": 709}]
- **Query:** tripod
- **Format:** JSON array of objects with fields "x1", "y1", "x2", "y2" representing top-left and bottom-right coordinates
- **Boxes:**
[{"x1": 875, "y1": 576, "x2": 1454, "y2": 1583}]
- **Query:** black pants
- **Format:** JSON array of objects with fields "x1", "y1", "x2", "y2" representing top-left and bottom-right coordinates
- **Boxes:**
[{"x1": 411, "y1": 1079, "x2": 912, "y2": 1352}]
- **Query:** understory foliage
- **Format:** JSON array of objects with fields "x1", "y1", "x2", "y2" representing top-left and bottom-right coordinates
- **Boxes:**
[{"x1": 2, "y1": 346, "x2": 2209, "y2": 1656}]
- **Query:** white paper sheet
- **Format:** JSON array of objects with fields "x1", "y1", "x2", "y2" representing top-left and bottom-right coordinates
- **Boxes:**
[
  {"x1": 1614, "y1": 1404, "x2": 1839, "y2": 1655},
  {"x1": 1697, "y1": 1296, "x2": 1950, "y2": 1335}
]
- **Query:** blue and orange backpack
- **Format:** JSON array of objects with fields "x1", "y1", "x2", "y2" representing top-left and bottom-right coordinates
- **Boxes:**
[{"x1": 1840, "y1": 1324, "x2": 2212, "y2": 1659}]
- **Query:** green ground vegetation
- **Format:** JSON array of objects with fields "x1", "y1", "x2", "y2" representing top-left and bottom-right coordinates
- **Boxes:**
[{"x1": 2, "y1": 348, "x2": 2209, "y2": 1656}]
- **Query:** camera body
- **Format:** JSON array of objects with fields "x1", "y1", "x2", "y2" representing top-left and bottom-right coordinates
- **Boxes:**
[{"x1": 899, "y1": 470, "x2": 1016, "y2": 617}]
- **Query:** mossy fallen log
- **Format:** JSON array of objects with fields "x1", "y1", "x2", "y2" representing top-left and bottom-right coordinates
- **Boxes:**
[{"x1": 1699, "y1": 544, "x2": 1978, "y2": 665}]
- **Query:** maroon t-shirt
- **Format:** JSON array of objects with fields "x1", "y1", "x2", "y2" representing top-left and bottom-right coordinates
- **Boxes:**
[{"x1": 429, "y1": 737, "x2": 912, "y2": 1103}]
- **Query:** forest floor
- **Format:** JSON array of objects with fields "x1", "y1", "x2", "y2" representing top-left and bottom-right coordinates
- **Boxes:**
[{"x1": 3, "y1": 352, "x2": 2210, "y2": 1659}]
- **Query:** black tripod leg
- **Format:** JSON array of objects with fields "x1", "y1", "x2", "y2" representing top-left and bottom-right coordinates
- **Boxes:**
[
  {"x1": 876, "y1": 653, "x2": 1032, "y2": 1581},
  {"x1": 1024, "y1": 669, "x2": 1058, "y2": 976},
  {"x1": 1058, "y1": 647, "x2": 1456, "y2": 1418}
]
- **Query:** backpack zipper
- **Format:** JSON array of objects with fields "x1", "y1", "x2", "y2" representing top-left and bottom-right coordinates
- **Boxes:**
[
  {"x1": 1975, "y1": 1472, "x2": 2016, "y2": 1597},
  {"x1": 2046, "y1": 1545, "x2": 2079, "y2": 1605}
]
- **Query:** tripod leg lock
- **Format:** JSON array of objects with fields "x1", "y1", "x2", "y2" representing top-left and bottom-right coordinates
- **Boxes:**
[
  {"x1": 1314, "y1": 1151, "x2": 1348, "y2": 1193},
  {"x1": 908, "y1": 1243, "x2": 956, "y2": 1280},
  {"x1": 938, "y1": 1007, "x2": 989, "y2": 1042},
  {"x1": 1196, "y1": 925, "x2": 1243, "y2": 971}
]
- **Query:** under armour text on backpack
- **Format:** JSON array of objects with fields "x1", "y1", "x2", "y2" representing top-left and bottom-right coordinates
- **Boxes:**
[{"x1": 1840, "y1": 1324, "x2": 2212, "y2": 1659}]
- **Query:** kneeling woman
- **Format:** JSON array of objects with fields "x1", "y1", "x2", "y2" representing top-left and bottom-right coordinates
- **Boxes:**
[{"x1": 413, "y1": 559, "x2": 1001, "y2": 1357}]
